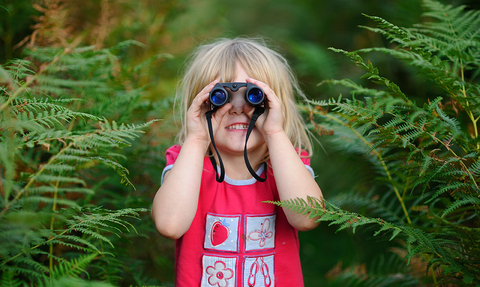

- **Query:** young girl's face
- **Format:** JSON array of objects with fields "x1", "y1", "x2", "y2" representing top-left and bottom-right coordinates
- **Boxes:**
[{"x1": 212, "y1": 63, "x2": 267, "y2": 158}]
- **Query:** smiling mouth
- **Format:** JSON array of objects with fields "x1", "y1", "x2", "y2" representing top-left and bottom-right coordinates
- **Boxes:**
[{"x1": 226, "y1": 124, "x2": 249, "y2": 130}]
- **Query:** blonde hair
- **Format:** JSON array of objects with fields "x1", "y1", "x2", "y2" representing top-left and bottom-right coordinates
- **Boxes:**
[{"x1": 175, "y1": 37, "x2": 312, "y2": 157}]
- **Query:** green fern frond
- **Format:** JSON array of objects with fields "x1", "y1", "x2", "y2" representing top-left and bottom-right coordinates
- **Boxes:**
[
  {"x1": 442, "y1": 196, "x2": 480, "y2": 217},
  {"x1": 50, "y1": 252, "x2": 99, "y2": 279},
  {"x1": 425, "y1": 182, "x2": 472, "y2": 203},
  {"x1": 39, "y1": 239, "x2": 97, "y2": 253},
  {"x1": 469, "y1": 160, "x2": 480, "y2": 177},
  {"x1": 65, "y1": 208, "x2": 146, "y2": 243},
  {"x1": 1, "y1": 265, "x2": 43, "y2": 280},
  {"x1": 4, "y1": 59, "x2": 36, "y2": 80},
  {"x1": 32, "y1": 174, "x2": 86, "y2": 185},
  {"x1": 0, "y1": 271, "x2": 22, "y2": 287},
  {"x1": 29, "y1": 186, "x2": 94, "y2": 195},
  {"x1": 6, "y1": 256, "x2": 50, "y2": 274},
  {"x1": 21, "y1": 196, "x2": 78, "y2": 207}
]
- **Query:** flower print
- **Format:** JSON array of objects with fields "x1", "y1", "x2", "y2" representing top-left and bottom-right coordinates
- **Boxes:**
[
  {"x1": 248, "y1": 219, "x2": 273, "y2": 247},
  {"x1": 206, "y1": 261, "x2": 234, "y2": 287}
]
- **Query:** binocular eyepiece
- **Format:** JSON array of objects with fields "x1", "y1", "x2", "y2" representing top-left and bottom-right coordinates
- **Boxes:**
[{"x1": 209, "y1": 82, "x2": 265, "y2": 107}]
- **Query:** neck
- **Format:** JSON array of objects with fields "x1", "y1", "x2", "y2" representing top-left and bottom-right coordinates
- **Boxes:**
[{"x1": 212, "y1": 146, "x2": 267, "y2": 181}]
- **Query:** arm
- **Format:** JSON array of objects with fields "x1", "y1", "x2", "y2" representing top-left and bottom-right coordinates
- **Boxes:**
[
  {"x1": 151, "y1": 138, "x2": 208, "y2": 239},
  {"x1": 246, "y1": 78, "x2": 323, "y2": 231},
  {"x1": 151, "y1": 81, "x2": 231, "y2": 239},
  {"x1": 266, "y1": 131, "x2": 322, "y2": 231}
]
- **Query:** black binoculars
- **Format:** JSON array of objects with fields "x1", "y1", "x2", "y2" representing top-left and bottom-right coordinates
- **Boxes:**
[
  {"x1": 205, "y1": 82, "x2": 268, "y2": 183},
  {"x1": 209, "y1": 82, "x2": 265, "y2": 107}
]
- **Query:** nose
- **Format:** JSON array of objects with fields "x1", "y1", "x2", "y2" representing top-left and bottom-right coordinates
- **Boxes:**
[{"x1": 228, "y1": 90, "x2": 252, "y2": 115}]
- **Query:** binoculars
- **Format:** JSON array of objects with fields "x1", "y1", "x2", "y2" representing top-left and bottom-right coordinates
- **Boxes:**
[
  {"x1": 205, "y1": 82, "x2": 267, "y2": 182},
  {"x1": 209, "y1": 82, "x2": 265, "y2": 107}
]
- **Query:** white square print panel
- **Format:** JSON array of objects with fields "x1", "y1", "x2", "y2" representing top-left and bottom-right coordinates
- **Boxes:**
[
  {"x1": 243, "y1": 254, "x2": 275, "y2": 287},
  {"x1": 245, "y1": 214, "x2": 276, "y2": 252},
  {"x1": 201, "y1": 254, "x2": 237, "y2": 287},
  {"x1": 205, "y1": 214, "x2": 240, "y2": 252}
]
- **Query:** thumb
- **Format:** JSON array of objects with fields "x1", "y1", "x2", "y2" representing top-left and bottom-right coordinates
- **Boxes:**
[{"x1": 212, "y1": 103, "x2": 231, "y2": 126}]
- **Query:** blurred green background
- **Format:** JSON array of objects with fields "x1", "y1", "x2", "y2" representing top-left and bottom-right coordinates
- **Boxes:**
[{"x1": 1, "y1": 0, "x2": 478, "y2": 285}]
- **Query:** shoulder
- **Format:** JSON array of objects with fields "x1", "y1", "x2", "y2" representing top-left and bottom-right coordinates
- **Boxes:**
[
  {"x1": 161, "y1": 145, "x2": 182, "y2": 185},
  {"x1": 165, "y1": 145, "x2": 182, "y2": 165},
  {"x1": 297, "y1": 148, "x2": 311, "y2": 166}
]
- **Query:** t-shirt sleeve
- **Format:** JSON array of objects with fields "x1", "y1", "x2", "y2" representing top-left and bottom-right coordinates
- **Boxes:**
[
  {"x1": 161, "y1": 145, "x2": 182, "y2": 184},
  {"x1": 298, "y1": 149, "x2": 315, "y2": 178}
]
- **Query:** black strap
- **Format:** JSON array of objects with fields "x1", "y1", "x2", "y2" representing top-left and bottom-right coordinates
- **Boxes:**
[
  {"x1": 244, "y1": 107, "x2": 267, "y2": 182},
  {"x1": 206, "y1": 107, "x2": 267, "y2": 183},
  {"x1": 206, "y1": 109, "x2": 225, "y2": 182}
]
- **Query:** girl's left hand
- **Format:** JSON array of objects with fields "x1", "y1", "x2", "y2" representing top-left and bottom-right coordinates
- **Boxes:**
[{"x1": 245, "y1": 78, "x2": 284, "y2": 138}]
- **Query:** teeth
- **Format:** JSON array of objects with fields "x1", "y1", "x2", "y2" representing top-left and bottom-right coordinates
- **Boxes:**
[{"x1": 227, "y1": 124, "x2": 249, "y2": 130}]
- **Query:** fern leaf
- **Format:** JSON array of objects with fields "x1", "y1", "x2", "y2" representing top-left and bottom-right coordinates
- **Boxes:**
[
  {"x1": 0, "y1": 271, "x2": 22, "y2": 287},
  {"x1": 21, "y1": 196, "x2": 78, "y2": 207},
  {"x1": 442, "y1": 196, "x2": 480, "y2": 217},
  {"x1": 50, "y1": 252, "x2": 98, "y2": 279}
]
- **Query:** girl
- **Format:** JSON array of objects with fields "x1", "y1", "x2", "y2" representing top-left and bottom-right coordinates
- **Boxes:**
[{"x1": 152, "y1": 37, "x2": 323, "y2": 287}]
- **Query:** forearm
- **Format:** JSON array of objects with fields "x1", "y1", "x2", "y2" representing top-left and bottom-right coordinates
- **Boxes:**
[
  {"x1": 265, "y1": 131, "x2": 323, "y2": 231},
  {"x1": 151, "y1": 137, "x2": 209, "y2": 239}
]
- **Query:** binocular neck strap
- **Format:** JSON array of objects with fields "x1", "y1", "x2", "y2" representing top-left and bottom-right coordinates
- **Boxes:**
[
  {"x1": 244, "y1": 107, "x2": 267, "y2": 182},
  {"x1": 206, "y1": 109, "x2": 225, "y2": 182},
  {"x1": 205, "y1": 106, "x2": 267, "y2": 183}
]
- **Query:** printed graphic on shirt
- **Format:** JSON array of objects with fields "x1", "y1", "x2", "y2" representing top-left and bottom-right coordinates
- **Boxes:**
[
  {"x1": 205, "y1": 214, "x2": 240, "y2": 252},
  {"x1": 243, "y1": 254, "x2": 275, "y2": 287},
  {"x1": 202, "y1": 254, "x2": 237, "y2": 287},
  {"x1": 245, "y1": 214, "x2": 276, "y2": 252}
]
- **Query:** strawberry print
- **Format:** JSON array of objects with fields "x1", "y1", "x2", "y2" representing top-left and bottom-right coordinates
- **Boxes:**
[
  {"x1": 204, "y1": 214, "x2": 239, "y2": 252},
  {"x1": 211, "y1": 219, "x2": 230, "y2": 246}
]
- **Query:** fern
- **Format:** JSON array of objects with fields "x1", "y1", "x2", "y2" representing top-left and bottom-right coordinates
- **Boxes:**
[
  {"x1": 0, "y1": 41, "x2": 155, "y2": 286},
  {"x1": 295, "y1": 1, "x2": 480, "y2": 285}
]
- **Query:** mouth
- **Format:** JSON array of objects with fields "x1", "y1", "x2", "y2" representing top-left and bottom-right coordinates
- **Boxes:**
[{"x1": 226, "y1": 123, "x2": 249, "y2": 130}]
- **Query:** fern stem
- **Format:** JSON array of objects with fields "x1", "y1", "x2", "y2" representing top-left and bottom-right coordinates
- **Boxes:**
[
  {"x1": 428, "y1": 131, "x2": 480, "y2": 192},
  {"x1": 317, "y1": 110, "x2": 412, "y2": 224},
  {"x1": 460, "y1": 63, "x2": 479, "y2": 149},
  {"x1": 49, "y1": 180, "x2": 60, "y2": 274},
  {"x1": 449, "y1": 9, "x2": 479, "y2": 147}
]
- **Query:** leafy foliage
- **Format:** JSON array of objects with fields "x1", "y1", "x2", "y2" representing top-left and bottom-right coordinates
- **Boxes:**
[
  {"x1": 277, "y1": 1, "x2": 480, "y2": 285},
  {"x1": 0, "y1": 42, "x2": 155, "y2": 285}
]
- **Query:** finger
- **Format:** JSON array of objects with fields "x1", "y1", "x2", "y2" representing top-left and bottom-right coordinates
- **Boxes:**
[
  {"x1": 246, "y1": 78, "x2": 280, "y2": 105},
  {"x1": 212, "y1": 103, "x2": 232, "y2": 125},
  {"x1": 189, "y1": 80, "x2": 219, "y2": 113}
]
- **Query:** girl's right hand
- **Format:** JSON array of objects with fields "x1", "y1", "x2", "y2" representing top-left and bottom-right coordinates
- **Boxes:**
[{"x1": 185, "y1": 80, "x2": 231, "y2": 148}]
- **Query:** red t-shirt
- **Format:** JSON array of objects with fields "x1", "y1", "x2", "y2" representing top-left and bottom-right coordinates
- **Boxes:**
[{"x1": 162, "y1": 145, "x2": 313, "y2": 287}]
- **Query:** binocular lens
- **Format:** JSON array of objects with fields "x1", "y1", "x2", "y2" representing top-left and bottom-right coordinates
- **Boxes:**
[
  {"x1": 210, "y1": 90, "x2": 227, "y2": 106},
  {"x1": 247, "y1": 88, "x2": 264, "y2": 106}
]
